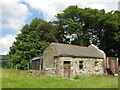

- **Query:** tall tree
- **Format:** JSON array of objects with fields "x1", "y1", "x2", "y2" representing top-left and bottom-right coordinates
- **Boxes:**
[
  {"x1": 54, "y1": 6, "x2": 106, "y2": 46},
  {"x1": 8, "y1": 18, "x2": 57, "y2": 69},
  {"x1": 99, "y1": 11, "x2": 120, "y2": 64},
  {"x1": 55, "y1": 6, "x2": 87, "y2": 45},
  {"x1": 54, "y1": 6, "x2": 120, "y2": 64}
]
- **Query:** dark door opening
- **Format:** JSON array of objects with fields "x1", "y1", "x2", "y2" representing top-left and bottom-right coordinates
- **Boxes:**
[
  {"x1": 63, "y1": 61, "x2": 71, "y2": 78},
  {"x1": 30, "y1": 60, "x2": 40, "y2": 70}
]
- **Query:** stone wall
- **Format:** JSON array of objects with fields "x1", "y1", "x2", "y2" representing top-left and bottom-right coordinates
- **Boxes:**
[
  {"x1": 56, "y1": 57, "x2": 104, "y2": 78},
  {"x1": 43, "y1": 44, "x2": 57, "y2": 69}
]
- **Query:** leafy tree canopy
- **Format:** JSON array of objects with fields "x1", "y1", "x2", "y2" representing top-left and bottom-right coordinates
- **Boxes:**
[
  {"x1": 8, "y1": 18, "x2": 57, "y2": 69},
  {"x1": 54, "y1": 5, "x2": 120, "y2": 64},
  {"x1": 8, "y1": 6, "x2": 120, "y2": 69}
]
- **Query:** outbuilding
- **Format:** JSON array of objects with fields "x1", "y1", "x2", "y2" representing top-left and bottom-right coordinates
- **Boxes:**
[
  {"x1": 29, "y1": 55, "x2": 43, "y2": 70},
  {"x1": 43, "y1": 43, "x2": 106, "y2": 78}
]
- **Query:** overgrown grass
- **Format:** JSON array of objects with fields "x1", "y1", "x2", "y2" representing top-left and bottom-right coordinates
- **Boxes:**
[
  {"x1": 2, "y1": 69, "x2": 118, "y2": 88},
  {"x1": 0, "y1": 68, "x2": 2, "y2": 89}
]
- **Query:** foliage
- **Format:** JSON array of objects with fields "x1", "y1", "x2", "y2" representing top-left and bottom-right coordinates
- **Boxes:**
[
  {"x1": 2, "y1": 69, "x2": 118, "y2": 88},
  {"x1": 54, "y1": 6, "x2": 120, "y2": 64},
  {"x1": 99, "y1": 11, "x2": 120, "y2": 62},
  {"x1": 8, "y1": 6, "x2": 120, "y2": 69},
  {"x1": 8, "y1": 18, "x2": 57, "y2": 69}
]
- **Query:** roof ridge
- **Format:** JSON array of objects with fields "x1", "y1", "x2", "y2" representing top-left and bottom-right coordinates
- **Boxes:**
[{"x1": 51, "y1": 42, "x2": 88, "y2": 48}]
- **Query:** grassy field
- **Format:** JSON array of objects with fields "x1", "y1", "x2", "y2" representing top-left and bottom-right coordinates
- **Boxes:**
[
  {"x1": 0, "y1": 68, "x2": 2, "y2": 89},
  {"x1": 1, "y1": 68, "x2": 119, "y2": 88}
]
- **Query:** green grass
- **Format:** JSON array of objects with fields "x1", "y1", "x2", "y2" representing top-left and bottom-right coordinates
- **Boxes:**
[
  {"x1": 0, "y1": 68, "x2": 2, "y2": 89},
  {"x1": 1, "y1": 68, "x2": 118, "y2": 88}
]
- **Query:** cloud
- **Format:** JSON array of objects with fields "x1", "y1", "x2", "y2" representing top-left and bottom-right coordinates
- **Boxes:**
[
  {"x1": 0, "y1": 0, "x2": 30, "y2": 30},
  {"x1": 88, "y1": 1, "x2": 118, "y2": 11},
  {"x1": 24, "y1": 0, "x2": 85, "y2": 21},
  {"x1": 25, "y1": 0, "x2": 119, "y2": 21},
  {"x1": 0, "y1": 35, "x2": 16, "y2": 55},
  {"x1": 0, "y1": 0, "x2": 119, "y2": 54}
]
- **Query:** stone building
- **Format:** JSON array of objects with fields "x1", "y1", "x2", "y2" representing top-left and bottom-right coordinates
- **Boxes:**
[{"x1": 43, "y1": 43, "x2": 106, "y2": 78}]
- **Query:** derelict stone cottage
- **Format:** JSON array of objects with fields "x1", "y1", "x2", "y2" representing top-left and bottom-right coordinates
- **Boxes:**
[{"x1": 43, "y1": 43, "x2": 106, "y2": 78}]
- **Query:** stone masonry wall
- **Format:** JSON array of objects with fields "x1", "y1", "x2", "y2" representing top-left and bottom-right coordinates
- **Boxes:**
[
  {"x1": 43, "y1": 44, "x2": 57, "y2": 69},
  {"x1": 56, "y1": 57, "x2": 104, "y2": 78}
]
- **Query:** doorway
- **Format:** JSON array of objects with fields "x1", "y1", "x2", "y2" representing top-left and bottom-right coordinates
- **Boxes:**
[
  {"x1": 63, "y1": 61, "x2": 71, "y2": 78},
  {"x1": 30, "y1": 60, "x2": 40, "y2": 70}
]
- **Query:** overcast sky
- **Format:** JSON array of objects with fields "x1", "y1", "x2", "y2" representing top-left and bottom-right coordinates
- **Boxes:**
[{"x1": 0, "y1": 0, "x2": 120, "y2": 55}]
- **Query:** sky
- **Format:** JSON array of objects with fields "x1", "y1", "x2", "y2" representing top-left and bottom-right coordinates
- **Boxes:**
[{"x1": 0, "y1": 0, "x2": 120, "y2": 55}]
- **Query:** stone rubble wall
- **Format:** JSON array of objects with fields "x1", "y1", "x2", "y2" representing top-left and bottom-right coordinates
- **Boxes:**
[{"x1": 56, "y1": 57, "x2": 104, "y2": 78}]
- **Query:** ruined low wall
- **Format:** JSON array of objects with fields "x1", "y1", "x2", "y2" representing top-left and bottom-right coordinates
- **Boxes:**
[{"x1": 28, "y1": 69, "x2": 55, "y2": 77}]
